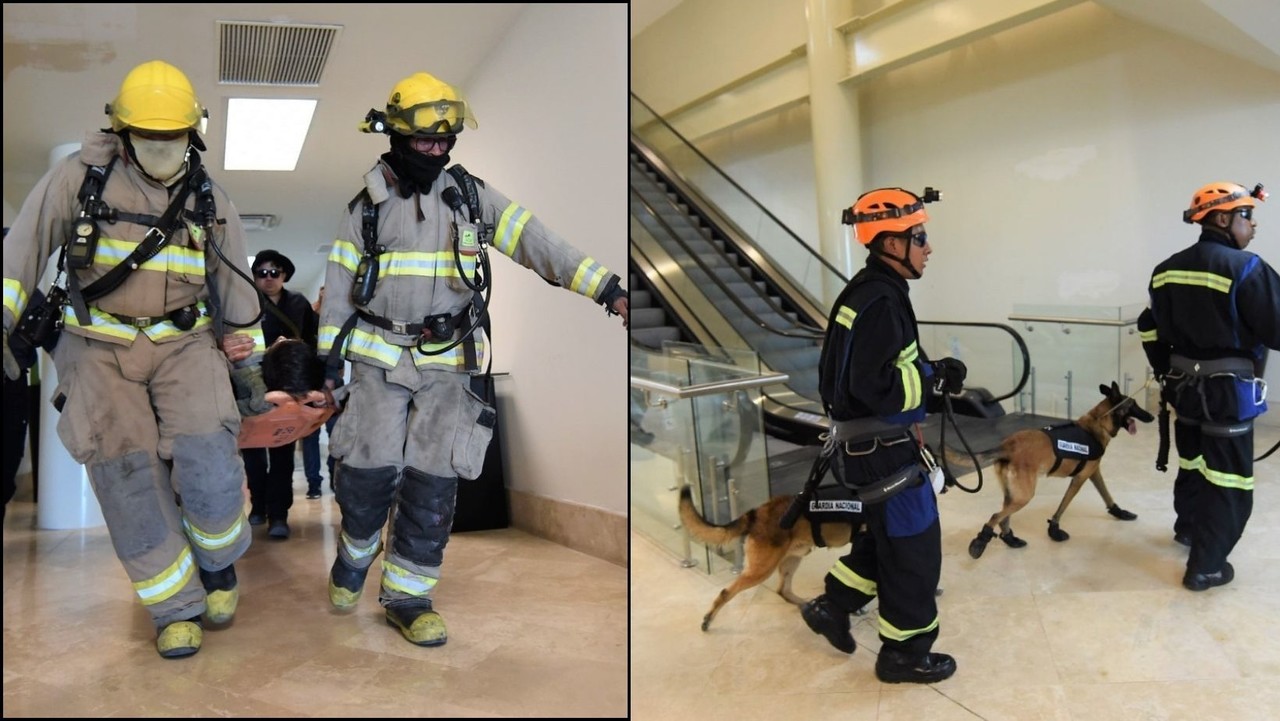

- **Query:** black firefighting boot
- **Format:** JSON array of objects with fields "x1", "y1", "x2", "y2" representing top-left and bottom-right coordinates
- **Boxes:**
[
  {"x1": 385, "y1": 600, "x2": 447, "y2": 647},
  {"x1": 1183, "y1": 561, "x2": 1234, "y2": 592},
  {"x1": 875, "y1": 646, "x2": 957, "y2": 684},
  {"x1": 801, "y1": 594, "x2": 855, "y2": 654},
  {"x1": 156, "y1": 617, "x2": 203, "y2": 659},
  {"x1": 329, "y1": 556, "x2": 371, "y2": 610},
  {"x1": 200, "y1": 564, "x2": 239, "y2": 625}
]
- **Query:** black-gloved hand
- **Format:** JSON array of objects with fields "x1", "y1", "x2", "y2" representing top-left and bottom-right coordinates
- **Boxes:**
[
  {"x1": 229, "y1": 364, "x2": 271, "y2": 417},
  {"x1": 931, "y1": 357, "x2": 967, "y2": 395},
  {"x1": 2, "y1": 329, "x2": 20, "y2": 382}
]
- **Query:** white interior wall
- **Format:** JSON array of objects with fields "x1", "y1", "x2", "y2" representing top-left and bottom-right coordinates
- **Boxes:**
[
  {"x1": 460, "y1": 4, "x2": 629, "y2": 513},
  {"x1": 633, "y1": 0, "x2": 1280, "y2": 427}
]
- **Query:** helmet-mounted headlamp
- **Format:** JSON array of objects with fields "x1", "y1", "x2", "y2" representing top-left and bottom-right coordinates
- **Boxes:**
[{"x1": 359, "y1": 109, "x2": 390, "y2": 135}]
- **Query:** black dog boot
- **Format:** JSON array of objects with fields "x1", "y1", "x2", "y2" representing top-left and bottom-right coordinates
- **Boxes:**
[
  {"x1": 1047, "y1": 519, "x2": 1070, "y2": 542},
  {"x1": 1183, "y1": 562, "x2": 1234, "y2": 592},
  {"x1": 968, "y1": 525, "x2": 996, "y2": 559},
  {"x1": 801, "y1": 595, "x2": 855, "y2": 654},
  {"x1": 1000, "y1": 529, "x2": 1027, "y2": 548},
  {"x1": 1107, "y1": 504, "x2": 1137, "y2": 521},
  {"x1": 875, "y1": 646, "x2": 957, "y2": 684}
]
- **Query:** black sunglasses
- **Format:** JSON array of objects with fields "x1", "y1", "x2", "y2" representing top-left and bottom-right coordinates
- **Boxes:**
[
  {"x1": 255, "y1": 268, "x2": 283, "y2": 279},
  {"x1": 1236, "y1": 207, "x2": 1254, "y2": 221},
  {"x1": 907, "y1": 231, "x2": 928, "y2": 247}
]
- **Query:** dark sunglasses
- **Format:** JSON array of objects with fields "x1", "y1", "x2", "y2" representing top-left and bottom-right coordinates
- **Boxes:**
[
  {"x1": 907, "y1": 231, "x2": 928, "y2": 247},
  {"x1": 255, "y1": 268, "x2": 283, "y2": 279},
  {"x1": 1235, "y1": 207, "x2": 1254, "y2": 220}
]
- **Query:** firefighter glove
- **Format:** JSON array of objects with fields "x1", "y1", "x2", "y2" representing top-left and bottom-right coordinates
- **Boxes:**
[
  {"x1": 931, "y1": 357, "x2": 967, "y2": 395},
  {"x1": 230, "y1": 364, "x2": 271, "y2": 417}
]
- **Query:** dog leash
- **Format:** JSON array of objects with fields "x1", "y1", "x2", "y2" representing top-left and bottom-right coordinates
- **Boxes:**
[{"x1": 933, "y1": 393, "x2": 984, "y2": 494}]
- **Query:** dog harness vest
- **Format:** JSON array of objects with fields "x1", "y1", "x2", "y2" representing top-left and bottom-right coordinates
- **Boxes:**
[{"x1": 1040, "y1": 423, "x2": 1103, "y2": 476}]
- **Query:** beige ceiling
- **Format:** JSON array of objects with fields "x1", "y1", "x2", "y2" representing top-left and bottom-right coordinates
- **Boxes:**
[{"x1": 2, "y1": 3, "x2": 534, "y2": 292}]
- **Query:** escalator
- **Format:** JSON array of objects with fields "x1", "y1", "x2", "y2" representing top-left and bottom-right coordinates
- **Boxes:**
[{"x1": 630, "y1": 93, "x2": 1065, "y2": 495}]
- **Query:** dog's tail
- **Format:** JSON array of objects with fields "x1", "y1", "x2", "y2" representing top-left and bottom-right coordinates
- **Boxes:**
[{"x1": 678, "y1": 485, "x2": 753, "y2": 547}]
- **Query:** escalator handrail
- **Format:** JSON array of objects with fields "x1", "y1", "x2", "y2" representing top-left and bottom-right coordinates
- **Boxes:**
[
  {"x1": 631, "y1": 186, "x2": 823, "y2": 340},
  {"x1": 918, "y1": 321, "x2": 1031, "y2": 404},
  {"x1": 631, "y1": 94, "x2": 847, "y2": 298}
]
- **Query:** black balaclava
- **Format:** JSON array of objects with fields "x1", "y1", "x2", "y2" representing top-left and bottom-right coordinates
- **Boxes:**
[{"x1": 382, "y1": 133, "x2": 458, "y2": 197}]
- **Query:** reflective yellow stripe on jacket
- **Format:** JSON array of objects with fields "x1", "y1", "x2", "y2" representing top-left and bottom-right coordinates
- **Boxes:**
[
  {"x1": 1152, "y1": 270, "x2": 1232, "y2": 294},
  {"x1": 896, "y1": 341, "x2": 923, "y2": 412}
]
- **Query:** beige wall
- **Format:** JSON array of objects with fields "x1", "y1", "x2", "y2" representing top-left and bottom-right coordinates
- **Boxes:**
[
  {"x1": 633, "y1": 0, "x2": 1280, "y2": 426},
  {"x1": 464, "y1": 4, "x2": 630, "y2": 515}
]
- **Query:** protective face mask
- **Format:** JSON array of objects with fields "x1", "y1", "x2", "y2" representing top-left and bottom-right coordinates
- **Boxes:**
[{"x1": 131, "y1": 135, "x2": 189, "y2": 186}]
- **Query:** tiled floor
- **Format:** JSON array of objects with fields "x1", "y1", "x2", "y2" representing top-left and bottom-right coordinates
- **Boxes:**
[
  {"x1": 2, "y1": 456, "x2": 628, "y2": 718},
  {"x1": 632, "y1": 424, "x2": 1280, "y2": 721}
]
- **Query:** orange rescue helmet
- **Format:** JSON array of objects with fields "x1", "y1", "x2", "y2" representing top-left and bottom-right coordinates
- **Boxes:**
[
  {"x1": 1183, "y1": 182, "x2": 1268, "y2": 224},
  {"x1": 842, "y1": 187, "x2": 941, "y2": 245}
]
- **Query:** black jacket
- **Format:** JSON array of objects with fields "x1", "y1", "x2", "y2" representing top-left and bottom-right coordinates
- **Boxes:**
[{"x1": 262, "y1": 288, "x2": 319, "y2": 349}]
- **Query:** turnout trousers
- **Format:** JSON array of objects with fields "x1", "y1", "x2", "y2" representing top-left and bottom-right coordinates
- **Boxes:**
[
  {"x1": 51, "y1": 331, "x2": 250, "y2": 629},
  {"x1": 328, "y1": 352, "x2": 495, "y2": 607}
]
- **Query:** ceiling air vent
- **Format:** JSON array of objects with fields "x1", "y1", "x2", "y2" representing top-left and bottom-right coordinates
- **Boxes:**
[
  {"x1": 240, "y1": 214, "x2": 280, "y2": 231},
  {"x1": 217, "y1": 20, "x2": 341, "y2": 86}
]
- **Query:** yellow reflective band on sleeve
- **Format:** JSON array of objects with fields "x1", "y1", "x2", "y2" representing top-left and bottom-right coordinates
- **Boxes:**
[
  {"x1": 134, "y1": 546, "x2": 196, "y2": 606},
  {"x1": 1152, "y1": 270, "x2": 1232, "y2": 294},
  {"x1": 246, "y1": 327, "x2": 266, "y2": 356},
  {"x1": 345, "y1": 328, "x2": 404, "y2": 367},
  {"x1": 3, "y1": 278, "x2": 29, "y2": 319},
  {"x1": 1179, "y1": 455, "x2": 1253, "y2": 491},
  {"x1": 896, "y1": 341, "x2": 922, "y2": 412},
  {"x1": 835, "y1": 305, "x2": 856, "y2": 330},
  {"x1": 829, "y1": 560, "x2": 876, "y2": 596},
  {"x1": 879, "y1": 614, "x2": 939, "y2": 642},
  {"x1": 495, "y1": 203, "x2": 532, "y2": 257},
  {"x1": 339, "y1": 531, "x2": 382, "y2": 562},
  {"x1": 183, "y1": 515, "x2": 246, "y2": 551},
  {"x1": 570, "y1": 258, "x2": 609, "y2": 298},
  {"x1": 331, "y1": 239, "x2": 361, "y2": 271},
  {"x1": 318, "y1": 324, "x2": 344, "y2": 354},
  {"x1": 380, "y1": 559, "x2": 439, "y2": 597},
  {"x1": 1139, "y1": 329, "x2": 1158, "y2": 342}
]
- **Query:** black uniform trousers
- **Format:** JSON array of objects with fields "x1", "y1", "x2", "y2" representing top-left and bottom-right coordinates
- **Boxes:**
[
  {"x1": 1175, "y1": 419, "x2": 1254, "y2": 576},
  {"x1": 822, "y1": 438, "x2": 941, "y2": 657}
]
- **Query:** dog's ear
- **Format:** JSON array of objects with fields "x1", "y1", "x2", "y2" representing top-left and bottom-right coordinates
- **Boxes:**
[
  {"x1": 1111, "y1": 380, "x2": 1121, "y2": 395},
  {"x1": 1099, "y1": 383, "x2": 1110, "y2": 397}
]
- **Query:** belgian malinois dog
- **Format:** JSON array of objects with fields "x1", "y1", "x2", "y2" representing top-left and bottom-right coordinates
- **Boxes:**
[
  {"x1": 677, "y1": 485, "x2": 859, "y2": 631},
  {"x1": 967, "y1": 382, "x2": 1154, "y2": 559}
]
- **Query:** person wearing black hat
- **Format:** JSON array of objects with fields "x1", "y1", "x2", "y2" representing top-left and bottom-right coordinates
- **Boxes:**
[{"x1": 243, "y1": 250, "x2": 318, "y2": 540}]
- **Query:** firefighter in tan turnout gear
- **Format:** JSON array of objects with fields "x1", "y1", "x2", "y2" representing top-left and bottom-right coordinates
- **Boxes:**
[
  {"x1": 320, "y1": 71, "x2": 628, "y2": 646},
  {"x1": 1, "y1": 60, "x2": 268, "y2": 659}
]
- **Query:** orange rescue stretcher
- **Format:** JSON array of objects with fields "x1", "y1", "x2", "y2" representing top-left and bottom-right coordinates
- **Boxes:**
[{"x1": 237, "y1": 389, "x2": 337, "y2": 449}]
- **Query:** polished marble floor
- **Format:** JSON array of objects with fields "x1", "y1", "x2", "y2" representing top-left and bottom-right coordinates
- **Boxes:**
[
  {"x1": 3, "y1": 456, "x2": 627, "y2": 718},
  {"x1": 632, "y1": 425, "x2": 1280, "y2": 721}
]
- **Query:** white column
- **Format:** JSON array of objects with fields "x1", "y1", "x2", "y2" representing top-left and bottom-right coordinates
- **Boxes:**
[
  {"x1": 805, "y1": 0, "x2": 864, "y2": 302},
  {"x1": 36, "y1": 142, "x2": 104, "y2": 530}
]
